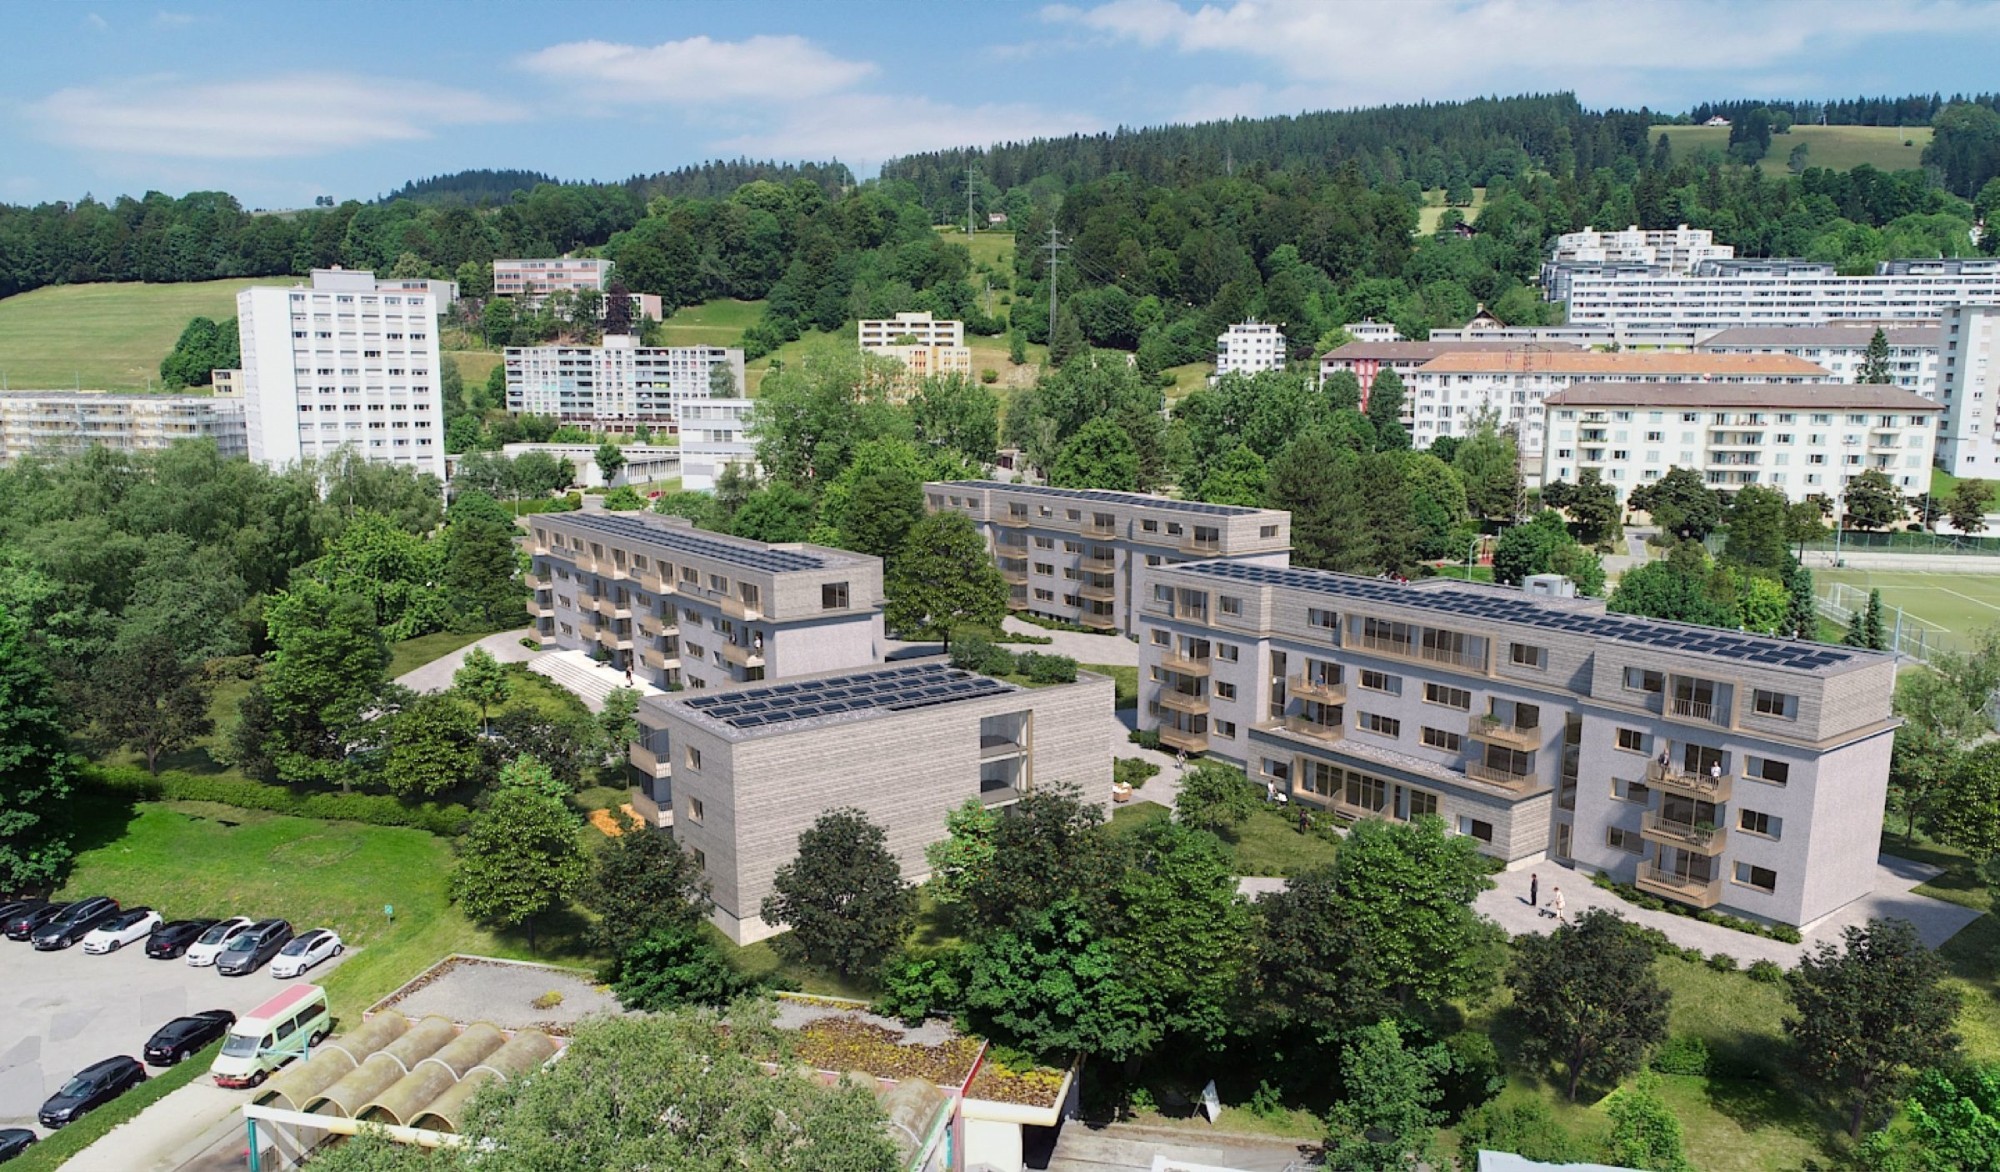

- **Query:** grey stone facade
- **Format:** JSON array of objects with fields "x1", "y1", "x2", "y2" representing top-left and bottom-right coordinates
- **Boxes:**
[
  {"x1": 635, "y1": 660, "x2": 1114, "y2": 943},
  {"x1": 1137, "y1": 561, "x2": 1899, "y2": 927},
  {"x1": 925, "y1": 481, "x2": 1290, "y2": 636}
]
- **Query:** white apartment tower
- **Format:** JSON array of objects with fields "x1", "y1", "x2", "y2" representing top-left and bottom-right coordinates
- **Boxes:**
[
  {"x1": 236, "y1": 269, "x2": 445, "y2": 479},
  {"x1": 1215, "y1": 321, "x2": 1287, "y2": 377},
  {"x1": 1937, "y1": 305, "x2": 2000, "y2": 476},
  {"x1": 1554, "y1": 258, "x2": 2000, "y2": 331}
]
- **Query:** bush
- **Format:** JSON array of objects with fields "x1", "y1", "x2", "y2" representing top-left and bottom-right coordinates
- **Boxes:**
[
  {"x1": 1746, "y1": 959, "x2": 1786, "y2": 984},
  {"x1": 1456, "y1": 1101, "x2": 1588, "y2": 1169},
  {"x1": 1705, "y1": 951, "x2": 1738, "y2": 973},
  {"x1": 612, "y1": 923, "x2": 749, "y2": 1011},
  {"x1": 1678, "y1": 946, "x2": 1706, "y2": 964},
  {"x1": 1016, "y1": 651, "x2": 1078, "y2": 684},
  {"x1": 1770, "y1": 924, "x2": 1802, "y2": 944},
  {"x1": 948, "y1": 632, "x2": 1017, "y2": 676},
  {"x1": 1113, "y1": 758, "x2": 1159, "y2": 790},
  {"x1": 78, "y1": 764, "x2": 472, "y2": 835},
  {"x1": 1127, "y1": 729, "x2": 1161, "y2": 750},
  {"x1": 531, "y1": 990, "x2": 564, "y2": 1010},
  {"x1": 1650, "y1": 1034, "x2": 1711, "y2": 1076},
  {"x1": 1434, "y1": 1030, "x2": 1505, "y2": 1117},
  {"x1": 561, "y1": 491, "x2": 583, "y2": 511},
  {"x1": 980, "y1": 369, "x2": 999, "y2": 384},
  {"x1": 872, "y1": 946, "x2": 966, "y2": 1026}
]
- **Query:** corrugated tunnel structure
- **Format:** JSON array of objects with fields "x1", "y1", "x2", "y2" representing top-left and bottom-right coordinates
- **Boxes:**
[
  {"x1": 359, "y1": 1023, "x2": 506, "y2": 1127},
  {"x1": 254, "y1": 1012, "x2": 412, "y2": 1113},
  {"x1": 408, "y1": 1030, "x2": 560, "y2": 1134},
  {"x1": 304, "y1": 1016, "x2": 460, "y2": 1118}
]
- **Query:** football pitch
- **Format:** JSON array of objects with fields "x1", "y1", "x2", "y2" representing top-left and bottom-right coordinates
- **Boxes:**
[{"x1": 1816, "y1": 567, "x2": 2000, "y2": 653}]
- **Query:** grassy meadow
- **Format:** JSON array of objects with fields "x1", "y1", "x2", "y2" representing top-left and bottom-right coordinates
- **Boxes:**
[
  {"x1": 1648, "y1": 124, "x2": 1932, "y2": 171},
  {"x1": 0, "y1": 278, "x2": 264, "y2": 391}
]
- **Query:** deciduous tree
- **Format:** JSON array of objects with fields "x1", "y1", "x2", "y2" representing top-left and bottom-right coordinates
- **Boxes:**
[
  {"x1": 884, "y1": 512, "x2": 1007, "y2": 638},
  {"x1": 585, "y1": 809, "x2": 713, "y2": 966},
  {"x1": 381, "y1": 692, "x2": 481, "y2": 798},
  {"x1": 1507, "y1": 909, "x2": 1672, "y2": 1100},
  {"x1": 923, "y1": 799, "x2": 998, "y2": 909},
  {"x1": 86, "y1": 631, "x2": 213, "y2": 775},
  {"x1": 233, "y1": 585, "x2": 389, "y2": 790},
  {"x1": 452, "y1": 646, "x2": 511, "y2": 735},
  {"x1": 0, "y1": 605, "x2": 75, "y2": 892},
  {"x1": 1108, "y1": 819, "x2": 1251, "y2": 1046},
  {"x1": 1844, "y1": 469, "x2": 1902, "y2": 531},
  {"x1": 1947, "y1": 478, "x2": 1992, "y2": 536},
  {"x1": 762, "y1": 808, "x2": 916, "y2": 978},
  {"x1": 612, "y1": 923, "x2": 747, "y2": 1011},
  {"x1": 1628, "y1": 466, "x2": 1723, "y2": 540},
  {"x1": 594, "y1": 442, "x2": 626, "y2": 486},
  {"x1": 1324, "y1": 1020, "x2": 1445, "y2": 1172},
  {"x1": 1605, "y1": 1076, "x2": 1692, "y2": 1172},
  {"x1": 1050, "y1": 417, "x2": 1142, "y2": 491},
  {"x1": 1173, "y1": 761, "x2": 1260, "y2": 834},
  {"x1": 450, "y1": 760, "x2": 588, "y2": 951},
  {"x1": 964, "y1": 898, "x2": 1157, "y2": 1061}
]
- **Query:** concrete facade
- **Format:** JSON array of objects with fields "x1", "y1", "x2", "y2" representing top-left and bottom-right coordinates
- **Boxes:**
[
  {"x1": 1214, "y1": 321, "x2": 1287, "y2": 377},
  {"x1": 1554, "y1": 257, "x2": 2000, "y2": 331},
  {"x1": 1317, "y1": 340, "x2": 1581, "y2": 401},
  {"x1": 1937, "y1": 304, "x2": 2000, "y2": 477},
  {"x1": 926, "y1": 481, "x2": 1290, "y2": 637},
  {"x1": 1136, "y1": 561, "x2": 1900, "y2": 927},
  {"x1": 1548, "y1": 224, "x2": 1735, "y2": 271},
  {"x1": 1695, "y1": 325, "x2": 1940, "y2": 396},
  {"x1": 636, "y1": 660, "x2": 1115, "y2": 943},
  {"x1": 0, "y1": 392, "x2": 247, "y2": 464}
]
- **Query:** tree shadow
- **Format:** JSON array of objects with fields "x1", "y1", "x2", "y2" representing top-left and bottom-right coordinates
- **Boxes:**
[{"x1": 58, "y1": 786, "x2": 144, "y2": 863}]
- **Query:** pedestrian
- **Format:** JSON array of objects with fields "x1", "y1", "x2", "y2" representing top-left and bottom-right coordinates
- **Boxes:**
[
  {"x1": 1176, "y1": 747, "x2": 1187, "y2": 773},
  {"x1": 1551, "y1": 886, "x2": 1566, "y2": 924},
  {"x1": 625, "y1": 666, "x2": 634, "y2": 687},
  {"x1": 1529, "y1": 872, "x2": 1539, "y2": 908},
  {"x1": 1298, "y1": 807, "x2": 1310, "y2": 835}
]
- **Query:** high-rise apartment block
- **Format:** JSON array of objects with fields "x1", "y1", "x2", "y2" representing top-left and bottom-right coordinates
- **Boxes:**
[
  {"x1": 235, "y1": 269, "x2": 445, "y2": 478},
  {"x1": 633, "y1": 660, "x2": 1113, "y2": 942},
  {"x1": 858, "y1": 313, "x2": 972, "y2": 393},
  {"x1": 1137, "y1": 561, "x2": 1899, "y2": 927},
  {"x1": 925, "y1": 481, "x2": 1290, "y2": 637},
  {"x1": 1547, "y1": 224, "x2": 1735, "y2": 271},
  {"x1": 1540, "y1": 384, "x2": 1940, "y2": 499},
  {"x1": 1214, "y1": 321, "x2": 1287, "y2": 377},
  {"x1": 1694, "y1": 325, "x2": 1940, "y2": 395},
  {"x1": 492, "y1": 258, "x2": 610, "y2": 300},
  {"x1": 1554, "y1": 257, "x2": 2000, "y2": 331},
  {"x1": 1936, "y1": 304, "x2": 2000, "y2": 476},
  {"x1": 0, "y1": 392, "x2": 247, "y2": 464}
]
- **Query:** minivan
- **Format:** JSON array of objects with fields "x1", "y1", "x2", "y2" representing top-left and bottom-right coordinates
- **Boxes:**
[{"x1": 209, "y1": 985, "x2": 330, "y2": 1088}]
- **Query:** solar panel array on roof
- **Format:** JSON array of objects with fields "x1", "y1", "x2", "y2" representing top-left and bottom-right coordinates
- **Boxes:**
[
  {"x1": 951, "y1": 481, "x2": 1263, "y2": 517},
  {"x1": 1181, "y1": 561, "x2": 1860, "y2": 672},
  {"x1": 547, "y1": 512, "x2": 833, "y2": 573},
  {"x1": 681, "y1": 664, "x2": 1017, "y2": 730}
]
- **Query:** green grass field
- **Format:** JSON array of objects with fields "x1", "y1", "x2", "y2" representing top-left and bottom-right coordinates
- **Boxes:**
[
  {"x1": 653, "y1": 298, "x2": 768, "y2": 348},
  {"x1": 0, "y1": 278, "x2": 265, "y2": 391},
  {"x1": 1419, "y1": 187, "x2": 1487, "y2": 233},
  {"x1": 445, "y1": 348, "x2": 502, "y2": 391},
  {"x1": 1816, "y1": 567, "x2": 2000, "y2": 652},
  {"x1": 934, "y1": 228, "x2": 1016, "y2": 273},
  {"x1": 1648, "y1": 124, "x2": 1932, "y2": 171}
]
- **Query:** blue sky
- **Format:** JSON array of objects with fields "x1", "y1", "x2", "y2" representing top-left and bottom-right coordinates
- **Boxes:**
[{"x1": 8, "y1": 0, "x2": 2000, "y2": 209}]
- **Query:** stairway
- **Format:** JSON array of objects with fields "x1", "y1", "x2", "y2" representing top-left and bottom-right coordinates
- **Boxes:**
[{"x1": 528, "y1": 649, "x2": 664, "y2": 713}]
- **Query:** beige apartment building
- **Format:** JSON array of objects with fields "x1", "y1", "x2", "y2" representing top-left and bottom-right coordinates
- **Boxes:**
[
  {"x1": 1137, "y1": 561, "x2": 1900, "y2": 927},
  {"x1": 858, "y1": 312, "x2": 972, "y2": 395},
  {"x1": 926, "y1": 481, "x2": 1290, "y2": 637},
  {"x1": 634, "y1": 660, "x2": 1113, "y2": 943},
  {"x1": 0, "y1": 391, "x2": 248, "y2": 464}
]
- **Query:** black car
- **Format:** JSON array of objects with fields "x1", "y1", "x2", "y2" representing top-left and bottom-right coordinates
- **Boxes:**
[
  {"x1": 0, "y1": 1128, "x2": 34, "y2": 1164},
  {"x1": 1, "y1": 902, "x2": 59, "y2": 941},
  {"x1": 216, "y1": 919, "x2": 292, "y2": 976},
  {"x1": 0, "y1": 900, "x2": 41, "y2": 927},
  {"x1": 31, "y1": 897, "x2": 120, "y2": 951},
  {"x1": 143, "y1": 1010, "x2": 236, "y2": 1066},
  {"x1": 145, "y1": 919, "x2": 219, "y2": 960},
  {"x1": 38, "y1": 1056, "x2": 146, "y2": 1128}
]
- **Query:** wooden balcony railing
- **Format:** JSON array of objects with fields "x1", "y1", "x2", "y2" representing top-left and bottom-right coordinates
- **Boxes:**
[{"x1": 1635, "y1": 865, "x2": 1723, "y2": 908}]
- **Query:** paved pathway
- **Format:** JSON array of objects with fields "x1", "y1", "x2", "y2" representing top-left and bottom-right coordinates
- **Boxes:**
[
  {"x1": 1002, "y1": 616, "x2": 1139, "y2": 666},
  {"x1": 1476, "y1": 853, "x2": 1981, "y2": 966},
  {"x1": 394, "y1": 628, "x2": 541, "y2": 694}
]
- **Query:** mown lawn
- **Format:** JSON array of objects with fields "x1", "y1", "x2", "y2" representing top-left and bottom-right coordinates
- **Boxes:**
[
  {"x1": 384, "y1": 630, "x2": 487, "y2": 678},
  {"x1": 1108, "y1": 800, "x2": 1339, "y2": 877},
  {"x1": 0, "y1": 278, "x2": 265, "y2": 391},
  {"x1": 652, "y1": 298, "x2": 768, "y2": 348},
  {"x1": 1648, "y1": 123, "x2": 1931, "y2": 171},
  {"x1": 1082, "y1": 663, "x2": 1137, "y2": 709}
]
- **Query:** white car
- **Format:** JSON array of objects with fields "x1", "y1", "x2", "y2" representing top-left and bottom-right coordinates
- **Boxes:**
[
  {"x1": 80, "y1": 908, "x2": 162, "y2": 954},
  {"x1": 268, "y1": 929, "x2": 343, "y2": 979},
  {"x1": 184, "y1": 917, "x2": 255, "y2": 967}
]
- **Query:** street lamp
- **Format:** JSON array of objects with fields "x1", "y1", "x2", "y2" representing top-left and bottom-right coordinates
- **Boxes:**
[{"x1": 1464, "y1": 535, "x2": 1480, "y2": 582}]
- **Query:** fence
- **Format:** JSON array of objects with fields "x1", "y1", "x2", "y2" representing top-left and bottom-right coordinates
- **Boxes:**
[
  {"x1": 1816, "y1": 581, "x2": 1943, "y2": 664},
  {"x1": 1800, "y1": 530, "x2": 2000, "y2": 557}
]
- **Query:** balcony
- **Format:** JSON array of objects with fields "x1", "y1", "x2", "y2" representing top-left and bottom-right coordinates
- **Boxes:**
[
  {"x1": 628, "y1": 741, "x2": 670, "y2": 780},
  {"x1": 1160, "y1": 652, "x2": 1212, "y2": 677},
  {"x1": 636, "y1": 570, "x2": 668, "y2": 594},
  {"x1": 1082, "y1": 519, "x2": 1118, "y2": 539},
  {"x1": 1288, "y1": 676, "x2": 1346, "y2": 705},
  {"x1": 1644, "y1": 760, "x2": 1734, "y2": 802},
  {"x1": 640, "y1": 646, "x2": 679, "y2": 671},
  {"x1": 1468, "y1": 715, "x2": 1543, "y2": 752},
  {"x1": 604, "y1": 560, "x2": 630, "y2": 581},
  {"x1": 1666, "y1": 689, "x2": 1729, "y2": 728},
  {"x1": 597, "y1": 625, "x2": 633, "y2": 651},
  {"x1": 1079, "y1": 581, "x2": 1116, "y2": 602},
  {"x1": 1158, "y1": 690, "x2": 1209, "y2": 715},
  {"x1": 720, "y1": 594, "x2": 764, "y2": 622},
  {"x1": 996, "y1": 512, "x2": 1032, "y2": 528},
  {"x1": 999, "y1": 564, "x2": 1029, "y2": 585},
  {"x1": 1178, "y1": 534, "x2": 1223, "y2": 556},
  {"x1": 524, "y1": 573, "x2": 549, "y2": 591},
  {"x1": 1007, "y1": 590, "x2": 1030, "y2": 611},
  {"x1": 596, "y1": 596, "x2": 633, "y2": 620},
  {"x1": 637, "y1": 610, "x2": 671, "y2": 637},
  {"x1": 1642, "y1": 810, "x2": 1728, "y2": 855},
  {"x1": 1080, "y1": 554, "x2": 1117, "y2": 573},
  {"x1": 979, "y1": 733, "x2": 1027, "y2": 760},
  {"x1": 1269, "y1": 714, "x2": 1345, "y2": 745},
  {"x1": 1081, "y1": 610, "x2": 1117, "y2": 630},
  {"x1": 1466, "y1": 760, "x2": 1538, "y2": 790},
  {"x1": 527, "y1": 595, "x2": 553, "y2": 620},
  {"x1": 1157, "y1": 725, "x2": 1209, "y2": 754},
  {"x1": 717, "y1": 639, "x2": 766, "y2": 668},
  {"x1": 1634, "y1": 865, "x2": 1723, "y2": 909}
]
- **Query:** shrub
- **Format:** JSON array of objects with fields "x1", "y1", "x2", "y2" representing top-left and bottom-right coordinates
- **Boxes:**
[
  {"x1": 613, "y1": 923, "x2": 749, "y2": 1011},
  {"x1": 1246, "y1": 1079, "x2": 1286, "y2": 1120},
  {"x1": 1456, "y1": 1101, "x2": 1588, "y2": 1169},
  {"x1": 1679, "y1": 946, "x2": 1706, "y2": 964},
  {"x1": 1127, "y1": 729, "x2": 1161, "y2": 750},
  {"x1": 78, "y1": 764, "x2": 472, "y2": 835},
  {"x1": 1113, "y1": 758, "x2": 1159, "y2": 791},
  {"x1": 1434, "y1": 1030, "x2": 1505, "y2": 1116},
  {"x1": 1650, "y1": 1034, "x2": 1711, "y2": 1076},
  {"x1": 948, "y1": 632, "x2": 1016, "y2": 676},
  {"x1": 560, "y1": 491, "x2": 583, "y2": 511},
  {"x1": 872, "y1": 946, "x2": 966, "y2": 1027},
  {"x1": 980, "y1": 369, "x2": 999, "y2": 384},
  {"x1": 1770, "y1": 924, "x2": 1802, "y2": 944},
  {"x1": 1017, "y1": 652, "x2": 1078, "y2": 684},
  {"x1": 1706, "y1": 951, "x2": 1738, "y2": 973},
  {"x1": 1746, "y1": 959, "x2": 1786, "y2": 984},
  {"x1": 531, "y1": 990, "x2": 565, "y2": 1010}
]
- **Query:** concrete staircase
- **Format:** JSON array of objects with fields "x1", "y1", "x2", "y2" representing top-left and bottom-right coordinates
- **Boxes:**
[{"x1": 528, "y1": 649, "x2": 663, "y2": 713}]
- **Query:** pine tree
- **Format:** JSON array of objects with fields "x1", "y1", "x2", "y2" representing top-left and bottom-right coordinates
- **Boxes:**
[
  {"x1": 1845, "y1": 589, "x2": 1888, "y2": 650},
  {"x1": 1783, "y1": 562, "x2": 1817, "y2": 639},
  {"x1": 1857, "y1": 328, "x2": 1894, "y2": 384}
]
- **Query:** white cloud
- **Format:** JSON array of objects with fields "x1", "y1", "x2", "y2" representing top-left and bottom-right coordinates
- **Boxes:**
[
  {"x1": 85, "y1": 12, "x2": 107, "y2": 30},
  {"x1": 28, "y1": 73, "x2": 523, "y2": 159},
  {"x1": 1048, "y1": 0, "x2": 2000, "y2": 111},
  {"x1": 519, "y1": 35, "x2": 876, "y2": 104},
  {"x1": 712, "y1": 93, "x2": 1098, "y2": 166}
]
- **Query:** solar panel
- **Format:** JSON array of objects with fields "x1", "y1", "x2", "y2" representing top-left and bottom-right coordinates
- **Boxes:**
[
  {"x1": 948, "y1": 480, "x2": 1266, "y2": 517},
  {"x1": 545, "y1": 512, "x2": 840, "y2": 573},
  {"x1": 1178, "y1": 561, "x2": 1863, "y2": 672},
  {"x1": 680, "y1": 663, "x2": 1020, "y2": 730}
]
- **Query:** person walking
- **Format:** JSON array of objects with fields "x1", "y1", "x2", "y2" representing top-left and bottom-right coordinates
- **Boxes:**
[
  {"x1": 1529, "y1": 872, "x2": 1539, "y2": 908},
  {"x1": 1176, "y1": 747, "x2": 1187, "y2": 773},
  {"x1": 1551, "y1": 886, "x2": 1567, "y2": 924}
]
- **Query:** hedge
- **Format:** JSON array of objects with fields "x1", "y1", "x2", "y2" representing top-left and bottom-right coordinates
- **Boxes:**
[{"x1": 79, "y1": 764, "x2": 472, "y2": 836}]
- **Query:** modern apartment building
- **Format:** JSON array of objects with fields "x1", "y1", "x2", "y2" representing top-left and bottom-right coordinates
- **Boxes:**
[
  {"x1": 1540, "y1": 384, "x2": 1941, "y2": 499},
  {"x1": 526, "y1": 510, "x2": 885, "y2": 695},
  {"x1": 235, "y1": 269, "x2": 445, "y2": 478},
  {"x1": 1555, "y1": 257, "x2": 2000, "y2": 331},
  {"x1": 492, "y1": 258, "x2": 610, "y2": 299},
  {"x1": 491, "y1": 442, "x2": 681, "y2": 488},
  {"x1": 1406, "y1": 351, "x2": 1834, "y2": 463},
  {"x1": 373, "y1": 277, "x2": 459, "y2": 309},
  {"x1": 1695, "y1": 325, "x2": 1940, "y2": 395},
  {"x1": 1318, "y1": 340, "x2": 1581, "y2": 401},
  {"x1": 0, "y1": 392, "x2": 247, "y2": 464},
  {"x1": 1214, "y1": 321, "x2": 1287, "y2": 377},
  {"x1": 1548, "y1": 224, "x2": 1735, "y2": 271},
  {"x1": 1426, "y1": 323, "x2": 1709, "y2": 349},
  {"x1": 633, "y1": 659, "x2": 1113, "y2": 942},
  {"x1": 926, "y1": 481, "x2": 1290, "y2": 637},
  {"x1": 1936, "y1": 305, "x2": 2000, "y2": 476},
  {"x1": 858, "y1": 312, "x2": 973, "y2": 394},
  {"x1": 1137, "y1": 561, "x2": 1899, "y2": 927}
]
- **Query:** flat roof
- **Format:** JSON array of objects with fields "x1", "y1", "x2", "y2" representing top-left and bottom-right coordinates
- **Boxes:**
[
  {"x1": 938, "y1": 480, "x2": 1273, "y2": 517},
  {"x1": 1319, "y1": 340, "x2": 1584, "y2": 362},
  {"x1": 1698, "y1": 325, "x2": 1942, "y2": 348},
  {"x1": 1415, "y1": 352, "x2": 1829, "y2": 376},
  {"x1": 244, "y1": 984, "x2": 324, "y2": 1023},
  {"x1": 538, "y1": 512, "x2": 859, "y2": 574},
  {"x1": 674, "y1": 661, "x2": 1022, "y2": 734},
  {"x1": 1544, "y1": 382, "x2": 1941, "y2": 410},
  {"x1": 1171, "y1": 561, "x2": 1879, "y2": 676}
]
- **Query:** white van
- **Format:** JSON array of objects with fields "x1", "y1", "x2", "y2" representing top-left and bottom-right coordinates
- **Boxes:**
[{"x1": 210, "y1": 984, "x2": 330, "y2": 1088}]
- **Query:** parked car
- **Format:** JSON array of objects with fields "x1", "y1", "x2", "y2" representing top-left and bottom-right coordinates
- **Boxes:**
[
  {"x1": 38, "y1": 1056, "x2": 146, "y2": 1128},
  {"x1": 184, "y1": 917, "x2": 255, "y2": 967},
  {"x1": 0, "y1": 1128, "x2": 34, "y2": 1164},
  {"x1": 31, "y1": 897, "x2": 121, "y2": 951},
  {"x1": 143, "y1": 1010, "x2": 236, "y2": 1066},
  {"x1": 2, "y1": 902, "x2": 60, "y2": 941},
  {"x1": 81, "y1": 908, "x2": 162, "y2": 954},
  {"x1": 145, "y1": 919, "x2": 219, "y2": 960},
  {"x1": 267, "y1": 929, "x2": 343, "y2": 979},
  {"x1": 0, "y1": 900, "x2": 43, "y2": 927},
  {"x1": 216, "y1": 920, "x2": 292, "y2": 977}
]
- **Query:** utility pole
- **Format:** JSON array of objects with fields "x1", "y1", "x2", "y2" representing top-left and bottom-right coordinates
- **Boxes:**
[
  {"x1": 966, "y1": 163, "x2": 978, "y2": 237},
  {"x1": 1044, "y1": 226, "x2": 1067, "y2": 342}
]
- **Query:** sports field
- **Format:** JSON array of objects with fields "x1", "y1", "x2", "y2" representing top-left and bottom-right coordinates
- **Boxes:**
[{"x1": 1817, "y1": 567, "x2": 2000, "y2": 652}]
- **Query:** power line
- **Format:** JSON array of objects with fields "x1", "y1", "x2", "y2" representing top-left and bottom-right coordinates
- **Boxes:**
[
  {"x1": 1044, "y1": 227, "x2": 1068, "y2": 335},
  {"x1": 965, "y1": 164, "x2": 978, "y2": 237}
]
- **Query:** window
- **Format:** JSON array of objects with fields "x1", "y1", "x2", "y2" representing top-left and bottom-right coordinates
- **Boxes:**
[
  {"x1": 1612, "y1": 777, "x2": 1650, "y2": 803},
  {"x1": 1510, "y1": 643, "x2": 1546, "y2": 669},
  {"x1": 1308, "y1": 607, "x2": 1338, "y2": 631},
  {"x1": 1219, "y1": 595, "x2": 1243, "y2": 617},
  {"x1": 1733, "y1": 862, "x2": 1778, "y2": 893},
  {"x1": 1033, "y1": 563, "x2": 1054, "y2": 576},
  {"x1": 1615, "y1": 728, "x2": 1647, "y2": 753},
  {"x1": 822, "y1": 582, "x2": 850, "y2": 610},
  {"x1": 1357, "y1": 712, "x2": 1401, "y2": 738},
  {"x1": 1747, "y1": 757, "x2": 1790, "y2": 786},
  {"x1": 1034, "y1": 536, "x2": 1054, "y2": 549},
  {"x1": 1344, "y1": 772, "x2": 1388, "y2": 812},
  {"x1": 1153, "y1": 583, "x2": 1172, "y2": 604},
  {"x1": 1423, "y1": 682, "x2": 1471, "y2": 710},
  {"x1": 1260, "y1": 524, "x2": 1279, "y2": 538},
  {"x1": 1301, "y1": 759, "x2": 1338, "y2": 798},
  {"x1": 1408, "y1": 789, "x2": 1439, "y2": 818},
  {"x1": 1141, "y1": 519, "x2": 1159, "y2": 532},
  {"x1": 685, "y1": 797, "x2": 704, "y2": 825},
  {"x1": 1738, "y1": 809, "x2": 1781, "y2": 838},
  {"x1": 1421, "y1": 726, "x2": 1462, "y2": 752},
  {"x1": 1359, "y1": 669, "x2": 1401, "y2": 695},
  {"x1": 684, "y1": 746, "x2": 702, "y2": 770},
  {"x1": 1606, "y1": 826, "x2": 1644, "y2": 854},
  {"x1": 1623, "y1": 667, "x2": 1664, "y2": 693},
  {"x1": 1752, "y1": 689, "x2": 1795, "y2": 719},
  {"x1": 1216, "y1": 643, "x2": 1240, "y2": 662},
  {"x1": 692, "y1": 848, "x2": 706, "y2": 871},
  {"x1": 1215, "y1": 719, "x2": 1237, "y2": 739},
  {"x1": 1151, "y1": 629, "x2": 1170, "y2": 646},
  {"x1": 1459, "y1": 816, "x2": 1494, "y2": 843},
  {"x1": 1215, "y1": 681, "x2": 1237, "y2": 701}
]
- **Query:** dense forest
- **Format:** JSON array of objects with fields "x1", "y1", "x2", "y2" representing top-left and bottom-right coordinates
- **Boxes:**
[{"x1": 1686, "y1": 94, "x2": 2000, "y2": 129}]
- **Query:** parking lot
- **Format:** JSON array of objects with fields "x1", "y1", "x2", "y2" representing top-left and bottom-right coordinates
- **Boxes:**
[{"x1": 0, "y1": 922, "x2": 347, "y2": 1136}]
